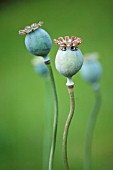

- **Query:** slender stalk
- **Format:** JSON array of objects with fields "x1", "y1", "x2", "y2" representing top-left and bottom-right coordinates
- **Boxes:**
[
  {"x1": 42, "y1": 77, "x2": 52, "y2": 170},
  {"x1": 45, "y1": 60, "x2": 58, "y2": 170},
  {"x1": 83, "y1": 87, "x2": 101, "y2": 170},
  {"x1": 62, "y1": 85, "x2": 75, "y2": 170}
]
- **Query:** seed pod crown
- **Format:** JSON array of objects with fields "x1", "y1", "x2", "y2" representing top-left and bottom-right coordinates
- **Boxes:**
[{"x1": 54, "y1": 36, "x2": 82, "y2": 51}]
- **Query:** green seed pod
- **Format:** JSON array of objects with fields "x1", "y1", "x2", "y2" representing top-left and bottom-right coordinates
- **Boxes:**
[
  {"x1": 32, "y1": 57, "x2": 49, "y2": 77},
  {"x1": 54, "y1": 36, "x2": 83, "y2": 86},
  {"x1": 19, "y1": 21, "x2": 52, "y2": 62},
  {"x1": 80, "y1": 53, "x2": 102, "y2": 86},
  {"x1": 55, "y1": 48, "x2": 83, "y2": 77}
]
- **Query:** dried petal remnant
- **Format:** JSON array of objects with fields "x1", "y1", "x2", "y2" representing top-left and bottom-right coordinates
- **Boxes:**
[
  {"x1": 19, "y1": 21, "x2": 44, "y2": 35},
  {"x1": 54, "y1": 36, "x2": 82, "y2": 50}
]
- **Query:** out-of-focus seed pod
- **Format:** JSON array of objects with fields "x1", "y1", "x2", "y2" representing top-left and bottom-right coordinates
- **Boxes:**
[
  {"x1": 80, "y1": 53, "x2": 102, "y2": 89},
  {"x1": 32, "y1": 57, "x2": 49, "y2": 77}
]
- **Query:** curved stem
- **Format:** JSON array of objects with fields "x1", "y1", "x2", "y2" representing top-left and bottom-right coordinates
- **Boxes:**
[
  {"x1": 62, "y1": 86, "x2": 75, "y2": 170},
  {"x1": 83, "y1": 87, "x2": 101, "y2": 170},
  {"x1": 45, "y1": 61, "x2": 58, "y2": 170}
]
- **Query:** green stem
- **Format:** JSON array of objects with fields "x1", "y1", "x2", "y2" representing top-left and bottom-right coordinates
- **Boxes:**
[
  {"x1": 62, "y1": 86, "x2": 75, "y2": 170},
  {"x1": 42, "y1": 77, "x2": 52, "y2": 170},
  {"x1": 83, "y1": 87, "x2": 101, "y2": 170},
  {"x1": 45, "y1": 61, "x2": 58, "y2": 170}
]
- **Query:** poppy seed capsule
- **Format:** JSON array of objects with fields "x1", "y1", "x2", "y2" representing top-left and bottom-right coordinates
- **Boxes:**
[
  {"x1": 32, "y1": 57, "x2": 49, "y2": 77},
  {"x1": 54, "y1": 36, "x2": 83, "y2": 86},
  {"x1": 19, "y1": 21, "x2": 52, "y2": 62},
  {"x1": 80, "y1": 53, "x2": 102, "y2": 84},
  {"x1": 55, "y1": 48, "x2": 83, "y2": 77}
]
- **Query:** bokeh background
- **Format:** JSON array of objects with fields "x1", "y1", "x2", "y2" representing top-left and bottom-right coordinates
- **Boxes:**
[{"x1": 0, "y1": 0, "x2": 113, "y2": 169}]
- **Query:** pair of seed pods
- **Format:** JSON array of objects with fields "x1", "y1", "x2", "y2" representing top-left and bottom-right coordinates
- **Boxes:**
[{"x1": 19, "y1": 21, "x2": 83, "y2": 85}]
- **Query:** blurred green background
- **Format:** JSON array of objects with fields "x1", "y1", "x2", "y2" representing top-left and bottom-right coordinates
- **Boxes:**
[{"x1": 0, "y1": 0, "x2": 113, "y2": 169}]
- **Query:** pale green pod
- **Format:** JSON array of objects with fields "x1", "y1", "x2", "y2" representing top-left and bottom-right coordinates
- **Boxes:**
[
  {"x1": 55, "y1": 48, "x2": 83, "y2": 78},
  {"x1": 54, "y1": 36, "x2": 83, "y2": 86},
  {"x1": 80, "y1": 53, "x2": 102, "y2": 85},
  {"x1": 32, "y1": 57, "x2": 49, "y2": 77}
]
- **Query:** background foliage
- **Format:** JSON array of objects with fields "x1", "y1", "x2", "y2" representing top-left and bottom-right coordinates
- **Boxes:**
[{"x1": 0, "y1": 0, "x2": 113, "y2": 169}]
